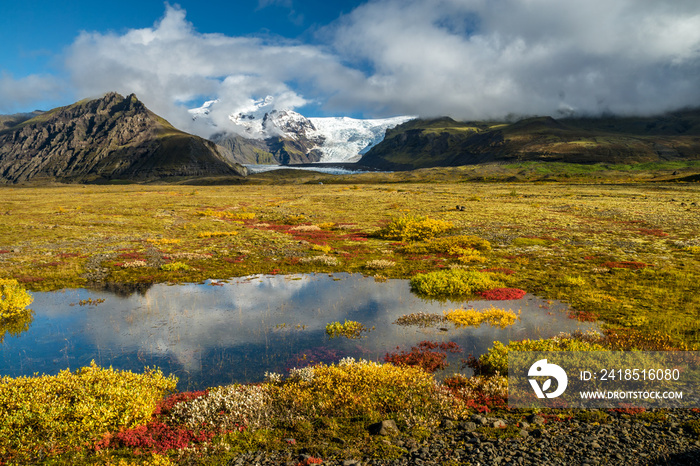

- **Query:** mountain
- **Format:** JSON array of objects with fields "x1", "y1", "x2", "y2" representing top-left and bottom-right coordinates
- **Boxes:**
[
  {"x1": 0, "y1": 111, "x2": 44, "y2": 130},
  {"x1": 359, "y1": 111, "x2": 700, "y2": 170},
  {"x1": 189, "y1": 97, "x2": 414, "y2": 164},
  {"x1": 0, "y1": 93, "x2": 246, "y2": 184}
]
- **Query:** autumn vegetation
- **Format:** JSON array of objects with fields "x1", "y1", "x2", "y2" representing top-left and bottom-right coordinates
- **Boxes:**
[{"x1": 0, "y1": 172, "x2": 699, "y2": 463}]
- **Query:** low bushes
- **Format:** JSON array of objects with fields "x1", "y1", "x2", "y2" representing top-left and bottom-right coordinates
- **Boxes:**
[
  {"x1": 466, "y1": 337, "x2": 606, "y2": 376},
  {"x1": 169, "y1": 384, "x2": 273, "y2": 431},
  {"x1": 384, "y1": 341, "x2": 462, "y2": 373},
  {"x1": 399, "y1": 235, "x2": 491, "y2": 255},
  {"x1": 410, "y1": 269, "x2": 504, "y2": 298},
  {"x1": 197, "y1": 231, "x2": 238, "y2": 238},
  {"x1": 160, "y1": 262, "x2": 192, "y2": 271},
  {"x1": 325, "y1": 320, "x2": 372, "y2": 339},
  {"x1": 0, "y1": 279, "x2": 34, "y2": 343},
  {"x1": 196, "y1": 209, "x2": 255, "y2": 220},
  {"x1": 375, "y1": 215, "x2": 453, "y2": 242},
  {"x1": 444, "y1": 306, "x2": 521, "y2": 329},
  {"x1": 272, "y1": 358, "x2": 452, "y2": 428},
  {"x1": 0, "y1": 278, "x2": 33, "y2": 320},
  {"x1": 478, "y1": 288, "x2": 526, "y2": 300},
  {"x1": 0, "y1": 362, "x2": 177, "y2": 462}
]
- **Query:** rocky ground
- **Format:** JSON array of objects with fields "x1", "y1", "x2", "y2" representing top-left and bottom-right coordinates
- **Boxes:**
[{"x1": 225, "y1": 410, "x2": 700, "y2": 466}]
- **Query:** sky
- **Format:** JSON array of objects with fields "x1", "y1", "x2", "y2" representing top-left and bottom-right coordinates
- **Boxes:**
[{"x1": 2, "y1": 0, "x2": 700, "y2": 137}]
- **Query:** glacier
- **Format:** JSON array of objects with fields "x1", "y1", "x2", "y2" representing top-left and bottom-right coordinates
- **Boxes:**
[
  {"x1": 308, "y1": 115, "x2": 414, "y2": 162},
  {"x1": 189, "y1": 97, "x2": 414, "y2": 163}
]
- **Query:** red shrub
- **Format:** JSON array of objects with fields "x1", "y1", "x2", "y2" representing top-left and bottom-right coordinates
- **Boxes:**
[
  {"x1": 95, "y1": 421, "x2": 215, "y2": 454},
  {"x1": 384, "y1": 341, "x2": 462, "y2": 373},
  {"x1": 442, "y1": 375, "x2": 507, "y2": 413},
  {"x1": 609, "y1": 405, "x2": 645, "y2": 415},
  {"x1": 568, "y1": 310, "x2": 599, "y2": 322},
  {"x1": 297, "y1": 458, "x2": 324, "y2": 466},
  {"x1": 153, "y1": 391, "x2": 208, "y2": 417},
  {"x1": 478, "y1": 288, "x2": 526, "y2": 300},
  {"x1": 638, "y1": 228, "x2": 668, "y2": 237},
  {"x1": 16, "y1": 275, "x2": 44, "y2": 283}
]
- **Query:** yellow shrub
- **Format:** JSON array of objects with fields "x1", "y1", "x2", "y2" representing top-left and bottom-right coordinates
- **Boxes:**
[
  {"x1": 325, "y1": 320, "x2": 372, "y2": 339},
  {"x1": 376, "y1": 215, "x2": 453, "y2": 242},
  {"x1": 410, "y1": 269, "x2": 504, "y2": 298},
  {"x1": 401, "y1": 235, "x2": 492, "y2": 254},
  {"x1": 444, "y1": 306, "x2": 521, "y2": 329},
  {"x1": 0, "y1": 362, "x2": 177, "y2": 461},
  {"x1": 317, "y1": 222, "x2": 336, "y2": 230},
  {"x1": 559, "y1": 275, "x2": 587, "y2": 287},
  {"x1": 311, "y1": 244, "x2": 332, "y2": 254},
  {"x1": 196, "y1": 209, "x2": 255, "y2": 220},
  {"x1": 274, "y1": 359, "x2": 449, "y2": 427},
  {"x1": 455, "y1": 248, "x2": 487, "y2": 264},
  {"x1": 0, "y1": 279, "x2": 33, "y2": 320},
  {"x1": 160, "y1": 261, "x2": 191, "y2": 271},
  {"x1": 104, "y1": 453, "x2": 174, "y2": 466},
  {"x1": 197, "y1": 231, "x2": 238, "y2": 238},
  {"x1": 282, "y1": 214, "x2": 306, "y2": 225},
  {"x1": 146, "y1": 238, "x2": 181, "y2": 246}
]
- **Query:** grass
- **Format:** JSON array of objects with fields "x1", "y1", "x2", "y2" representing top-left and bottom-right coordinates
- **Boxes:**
[
  {"x1": 1, "y1": 179, "x2": 699, "y2": 344},
  {"x1": 1, "y1": 172, "x2": 699, "y2": 463}
]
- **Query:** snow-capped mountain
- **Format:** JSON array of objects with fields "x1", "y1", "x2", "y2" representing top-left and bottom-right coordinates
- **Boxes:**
[
  {"x1": 189, "y1": 97, "x2": 414, "y2": 163},
  {"x1": 308, "y1": 115, "x2": 414, "y2": 162}
]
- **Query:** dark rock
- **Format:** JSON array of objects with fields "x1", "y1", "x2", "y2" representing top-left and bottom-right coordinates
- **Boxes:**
[
  {"x1": 368, "y1": 419, "x2": 399, "y2": 436},
  {"x1": 460, "y1": 421, "x2": 477, "y2": 431},
  {"x1": 440, "y1": 419, "x2": 455, "y2": 429}
]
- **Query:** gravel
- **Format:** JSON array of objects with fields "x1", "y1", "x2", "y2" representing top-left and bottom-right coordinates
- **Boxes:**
[{"x1": 226, "y1": 410, "x2": 700, "y2": 466}]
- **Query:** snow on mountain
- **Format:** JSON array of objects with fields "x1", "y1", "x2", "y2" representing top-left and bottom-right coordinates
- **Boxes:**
[
  {"x1": 308, "y1": 115, "x2": 414, "y2": 162},
  {"x1": 189, "y1": 99, "x2": 218, "y2": 118},
  {"x1": 189, "y1": 96, "x2": 414, "y2": 163}
]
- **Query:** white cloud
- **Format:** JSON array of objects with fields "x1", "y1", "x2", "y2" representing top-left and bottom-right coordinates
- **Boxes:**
[
  {"x1": 327, "y1": 0, "x2": 700, "y2": 118},
  {"x1": 61, "y1": 0, "x2": 700, "y2": 135},
  {"x1": 0, "y1": 72, "x2": 63, "y2": 113},
  {"x1": 65, "y1": 4, "x2": 363, "y2": 136}
]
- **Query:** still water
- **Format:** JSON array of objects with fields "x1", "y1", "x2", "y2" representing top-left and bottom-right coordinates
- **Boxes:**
[{"x1": 0, "y1": 273, "x2": 598, "y2": 390}]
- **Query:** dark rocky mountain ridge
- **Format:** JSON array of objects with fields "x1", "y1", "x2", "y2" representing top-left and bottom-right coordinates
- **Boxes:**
[
  {"x1": 360, "y1": 111, "x2": 700, "y2": 170},
  {"x1": 211, "y1": 131, "x2": 325, "y2": 165},
  {"x1": 0, "y1": 93, "x2": 246, "y2": 184}
]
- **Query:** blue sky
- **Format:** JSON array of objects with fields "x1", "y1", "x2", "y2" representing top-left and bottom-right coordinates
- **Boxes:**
[{"x1": 2, "y1": 0, "x2": 700, "y2": 136}]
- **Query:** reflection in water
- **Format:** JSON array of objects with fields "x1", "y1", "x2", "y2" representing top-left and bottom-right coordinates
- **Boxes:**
[
  {"x1": 0, "y1": 274, "x2": 598, "y2": 390},
  {"x1": 0, "y1": 309, "x2": 34, "y2": 343}
]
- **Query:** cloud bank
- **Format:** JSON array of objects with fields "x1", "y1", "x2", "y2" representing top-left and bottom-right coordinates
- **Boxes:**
[
  {"x1": 62, "y1": 0, "x2": 700, "y2": 134},
  {"x1": 0, "y1": 73, "x2": 63, "y2": 113}
]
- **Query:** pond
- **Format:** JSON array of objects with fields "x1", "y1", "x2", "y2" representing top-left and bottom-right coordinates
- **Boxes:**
[{"x1": 0, "y1": 273, "x2": 599, "y2": 390}]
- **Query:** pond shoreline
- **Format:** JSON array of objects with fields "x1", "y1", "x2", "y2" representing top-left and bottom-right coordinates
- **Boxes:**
[{"x1": 3, "y1": 273, "x2": 598, "y2": 391}]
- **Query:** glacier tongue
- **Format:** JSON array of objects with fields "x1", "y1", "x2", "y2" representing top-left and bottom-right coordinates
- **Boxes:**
[{"x1": 308, "y1": 116, "x2": 415, "y2": 162}]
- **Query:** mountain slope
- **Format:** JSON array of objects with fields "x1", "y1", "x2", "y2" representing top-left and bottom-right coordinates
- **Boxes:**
[
  {"x1": 0, "y1": 111, "x2": 44, "y2": 130},
  {"x1": 360, "y1": 111, "x2": 700, "y2": 170},
  {"x1": 0, "y1": 93, "x2": 246, "y2": 184}
]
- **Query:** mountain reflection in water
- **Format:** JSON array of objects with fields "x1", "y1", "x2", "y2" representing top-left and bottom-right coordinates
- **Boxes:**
[{"x1": 0, "y1": 273, "x2": 598, "y2": 390}]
